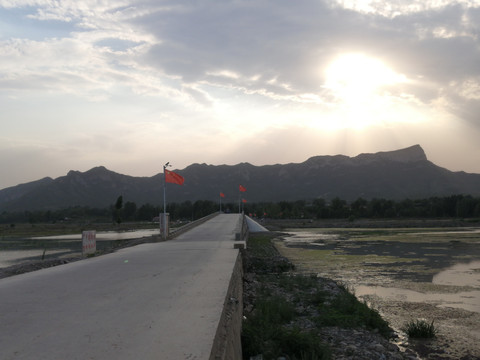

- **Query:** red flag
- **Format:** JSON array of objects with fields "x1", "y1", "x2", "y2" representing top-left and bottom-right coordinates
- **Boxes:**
[
  {"x1": 220, "y1": 192, "x2": 225, "y2": 198},
  {"x1": 239, "y1": 185, "x2": 246, "y2": 192},
  {"x1": 165, "y1": 169, "x2": 184, "y2": 185}
]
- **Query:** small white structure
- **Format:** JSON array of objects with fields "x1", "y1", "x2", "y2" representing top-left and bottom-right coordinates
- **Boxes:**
[
  {"x1": 160, "y1": 213, "x2": 170, "y2": 239},
  {"x1": 82, "y1": 230, "x2": 96, "y2": 255}
]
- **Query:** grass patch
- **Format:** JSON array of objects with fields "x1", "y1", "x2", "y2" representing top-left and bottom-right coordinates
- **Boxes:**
[
  {"x1": 242, "y1": 233, "x2": 393, "y2": 359},
  {"x1": 402, "y1": 319, "x2": 437, "y2": 339},
  {"x1": 316, "y1": 286, "x2": 391, "y2": 335},
  {"x1": 242, "y1": 295, "x2": 330, "y2": 360}
]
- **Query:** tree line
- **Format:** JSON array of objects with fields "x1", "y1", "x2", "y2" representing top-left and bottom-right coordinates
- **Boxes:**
[
  {"x1": 245, "y1": 194, "x2": 480, "y2": 220},
  {"x1": 1, "y1": 194, "x2": 479, "y2": 224}
]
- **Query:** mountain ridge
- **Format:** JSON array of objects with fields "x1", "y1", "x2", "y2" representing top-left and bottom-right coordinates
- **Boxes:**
[{"x1": 1, "y1": 145, "x2": 479, "y2": 211}]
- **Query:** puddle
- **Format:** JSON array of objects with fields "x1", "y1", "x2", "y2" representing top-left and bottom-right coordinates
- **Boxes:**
[
  {"x1": 355, "y1": 285, "x2": 480, "y2": 313},
  {"x1": 432, "y1": 260, "x2": 480, "y2": 287},
  {"x1": 31, "y1": 228, "x2": 160, "y2": 241},
  {"x1": 355, "y1": 260, "x2": 480, "y2": 313},
  {"x1": 283, "y1": 231, "x2": 339, "y2": 246}
]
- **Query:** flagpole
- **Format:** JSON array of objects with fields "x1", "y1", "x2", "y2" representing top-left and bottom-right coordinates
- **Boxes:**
[
  {"x1": 238, "y1": 185, "x2": 246, "y2": 213},
  {"x1": 162, "y1": 162, "x2": 170, "y2": 239}
]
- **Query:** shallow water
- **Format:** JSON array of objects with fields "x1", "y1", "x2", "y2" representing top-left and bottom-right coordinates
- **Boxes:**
[
  {"x1": 355, "y1": 285, "x2": 480, "y2": 313},
  {"x1": 282, "y1": 228, "x2": 480, "y2": 314},
  {"x1": 31, "y1": 228, "x2": 160, "y2": 241},
  {"x1": 0, "y1": 228, "x2": 160, "y2": 268},
  {"x1": 432, "y1": 260, "x2": 480, "y2": 287}
]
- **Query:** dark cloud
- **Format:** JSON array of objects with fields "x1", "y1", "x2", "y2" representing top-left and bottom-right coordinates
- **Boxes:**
[{"x1": 132, "y1": 1, "x2": 479, "y2": 108}]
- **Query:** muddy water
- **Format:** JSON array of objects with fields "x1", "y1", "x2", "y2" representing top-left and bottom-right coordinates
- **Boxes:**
[
  {"x1": 280, "y1": 228, "x2": 480, "y2": 309},
  {"x1": 276, "y1": 227, "x2": 480, "y2": 358}
]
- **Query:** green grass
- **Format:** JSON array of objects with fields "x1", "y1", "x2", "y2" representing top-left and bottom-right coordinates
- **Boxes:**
[
  {"x1": 315, "y1": 286, "x2": 391, "y2": 335},
  {"x1": 242, "y1": 296, "x2": 330, "y2": 360},
  {"x1": 242, "y1": 233, "x2": 393, "y2": 359},
  {"x1": 402, "y1": 319, "x2": 437, "y2": 338}
]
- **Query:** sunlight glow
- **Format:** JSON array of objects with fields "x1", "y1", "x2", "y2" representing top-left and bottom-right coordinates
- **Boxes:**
[
  {"x1": 324, "y1": 53, "x2": 406, "y2": 102},
  {"x1": 322, "y1": 53, "x2": 408, "y2": 129}
]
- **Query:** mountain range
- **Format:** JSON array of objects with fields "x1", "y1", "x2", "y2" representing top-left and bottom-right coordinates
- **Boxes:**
[{"x1": 1, "y1": 145, "x2": 479, "y2": 212}]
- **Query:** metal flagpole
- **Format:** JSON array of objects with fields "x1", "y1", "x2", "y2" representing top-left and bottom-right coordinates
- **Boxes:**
[{"x1": 162, "y1": 162, "x2": 170, "y2": 239}]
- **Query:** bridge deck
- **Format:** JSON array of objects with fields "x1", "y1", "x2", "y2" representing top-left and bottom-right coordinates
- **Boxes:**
[{"x1": 0, "y1": 213, "x2": 242, "y2": 360}]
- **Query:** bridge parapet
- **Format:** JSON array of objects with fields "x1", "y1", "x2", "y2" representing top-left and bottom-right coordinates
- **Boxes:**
[
  {"x1": 169, "y1": 212, "x2": 220, "y2": 239},
  {"x1": 234, "y1": 213, "x2": 248, "y2": 249}
]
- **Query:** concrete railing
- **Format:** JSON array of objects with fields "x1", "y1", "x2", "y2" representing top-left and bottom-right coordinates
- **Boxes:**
[
  {"x1": 168, "y1": 212, "x2": 221, "y2": 239},
  {"x1": 209, "y1": 251, "x2": 243, "y2": 360},
  {"x1": 234, "y1": 213, "x2": 249, "y2": 249}
]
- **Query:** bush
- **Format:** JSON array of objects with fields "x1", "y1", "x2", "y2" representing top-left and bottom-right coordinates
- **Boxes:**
[{"x1": 402, "y1": 319, "x2": 437, "y2": 338}]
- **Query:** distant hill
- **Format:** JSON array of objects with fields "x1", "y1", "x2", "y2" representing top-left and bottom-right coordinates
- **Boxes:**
[{"x1": 1, "y1": 145, "x2": 480, "y2": 212}]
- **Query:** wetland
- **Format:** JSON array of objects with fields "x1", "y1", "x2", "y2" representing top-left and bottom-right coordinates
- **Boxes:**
[{"x1": 274, "y1": 226, "x2": 480, "y2": 359}]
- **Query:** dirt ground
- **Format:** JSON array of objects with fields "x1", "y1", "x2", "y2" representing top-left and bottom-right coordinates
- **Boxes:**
[{"x1": 363, "y1": 295, "x2": 480, "y2": 359}]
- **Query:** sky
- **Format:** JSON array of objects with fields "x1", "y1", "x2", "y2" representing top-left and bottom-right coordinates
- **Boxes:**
[{"x1": 1, "y1": 0, "x2": 480, "y2": 190}]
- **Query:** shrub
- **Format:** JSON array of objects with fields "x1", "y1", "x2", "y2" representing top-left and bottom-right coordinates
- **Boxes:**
[{"x1": 402, "y1": 319, "x2": 437, "y2": 338}]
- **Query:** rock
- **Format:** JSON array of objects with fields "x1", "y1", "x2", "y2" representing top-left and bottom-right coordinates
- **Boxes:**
[{"x1": 345, "y1": 344, "x2": 357, "y2": 355}]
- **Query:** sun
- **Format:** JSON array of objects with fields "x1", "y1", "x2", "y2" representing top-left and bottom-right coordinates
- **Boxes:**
[
  {"x1": 322, "y1": 53, "x2": 407, "y2": 129},
  {"x1": 324, "y1": 53, "x2": 405, "y2": 102}
]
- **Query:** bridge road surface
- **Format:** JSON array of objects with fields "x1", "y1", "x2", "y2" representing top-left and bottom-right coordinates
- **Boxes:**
[{"x1": 0, "y1": 213, "x2": 242, "y2": 360}]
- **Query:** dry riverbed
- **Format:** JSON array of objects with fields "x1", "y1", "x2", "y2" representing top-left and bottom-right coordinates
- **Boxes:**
[{"x1": 274, "y1": 227, "x2": 480, "y2": 359}]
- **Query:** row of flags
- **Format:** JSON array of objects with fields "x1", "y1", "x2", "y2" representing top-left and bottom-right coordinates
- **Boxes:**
[
  {"x1": 221, "y1": 185, "x2": 247, "y2": 200},
  {"x1": 162, "y1": 166, "x2": 248, "y2": 237},
  {"x1": 164, "y1": 169, "x2": 248, "y2": 203}
]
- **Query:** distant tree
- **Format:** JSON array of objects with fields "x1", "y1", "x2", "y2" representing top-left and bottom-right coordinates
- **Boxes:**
[
  {"x1": 330, "y1": 197, "x2": 348, "y2": 218},
  {"x1": 113, "y1": 195, "x2": 123, "y2": 224},
  {"x1": 312, "y1": 198, "x2": 328, "y2": 218},
  {"x1": 123, "y1": 201, "x2": 137, "y2": 221},
  {"x1": 351, "y1": 197, "x2": 368, "y2": 218},
  {"x1": 474, "y1": 201, "x2": 480, "y2": 217},
  {"x1": 368, "y1": 198, "x2": 395, "y2": 218},
  {"x1": 192, "y1": 200, "x2": 216, "y2": 219},
  {"x1": 137, "y1": 203, "x2": 158, "y2": 221},
  {"x1": 443, "y1": 195, "x2": 459, "y2": 217},
  {"x1": 176, "y1": 201, "x2": 193, "y2": 220},
  {"x1": 456, "y1": 195, "x2": 475, "y2": 218}
]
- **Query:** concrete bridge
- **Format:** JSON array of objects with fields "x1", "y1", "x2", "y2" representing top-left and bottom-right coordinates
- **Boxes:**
[{"x1": 0, "y1": 213, "x2": 252, "y2": 360}]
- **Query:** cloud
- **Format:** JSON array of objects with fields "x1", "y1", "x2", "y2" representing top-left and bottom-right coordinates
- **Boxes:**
[{"x1": 3, "y1": 0, "x2": 478, "y2": 112}]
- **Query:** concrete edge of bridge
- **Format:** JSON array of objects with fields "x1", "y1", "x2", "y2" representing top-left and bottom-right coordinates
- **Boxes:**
[
  {"x1": 209, "y1": 251, "x2": 244, "y2": 360},
  {"x1": 234, "y1": 213, "x2": 249, "y2": 250}
]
